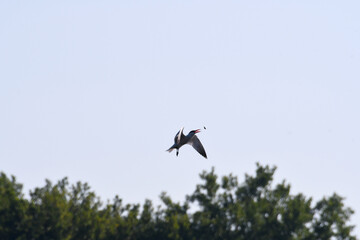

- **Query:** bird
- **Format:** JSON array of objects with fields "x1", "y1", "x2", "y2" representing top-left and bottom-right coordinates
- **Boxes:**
[{"x1": 167, "y1": 127, "x2": 207, "y2": 159}]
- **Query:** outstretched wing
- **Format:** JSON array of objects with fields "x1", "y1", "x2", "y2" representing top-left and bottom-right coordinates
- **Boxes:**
[
  {"x1": 174, "y1": 127, "x2": 185, "y2": 144},
  {"x1": 188, "y1": 135, "x2": 207, "y2": 159}
]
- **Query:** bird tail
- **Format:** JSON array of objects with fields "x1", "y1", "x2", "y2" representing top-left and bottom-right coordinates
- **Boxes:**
[{"x1": 167, "y1": 147, "x2": 174, "y2": 153}]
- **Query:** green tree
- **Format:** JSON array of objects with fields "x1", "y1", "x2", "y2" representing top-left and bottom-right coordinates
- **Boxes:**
[
  {"x1": 0, "y1": 163, "x2": 357, "y2": 240},
  {"x1": 308, "y1": 193, "x2": 356, "y2": 240},
  {"x1": 68, "y1": 181, "x2": 104, "y2": 239},
  {"x1": 157, "y1": 192, "x2": 191, "y2": 240},
  {"x1": 185, "y1": 164, "x2": 356, "y2": 240},
  {"x1": 0, "y1": 173, "x2": 28, "y2": 240},
  {"x1": 25, "y1": 178, "x2": 72, "y2": 240}
]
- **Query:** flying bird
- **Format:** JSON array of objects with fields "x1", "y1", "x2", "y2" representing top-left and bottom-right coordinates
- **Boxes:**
[{"x1": 167, "y1": 127, "x2": 207, "y2": 158}]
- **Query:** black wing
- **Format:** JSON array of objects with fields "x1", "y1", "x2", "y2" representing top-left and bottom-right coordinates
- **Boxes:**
[
  {"x1": 174, "y1": 127, "x2": 185, "y2": 144},
  {"x1": 188, "y1": 135, "x2": 207, "y2": 159}
]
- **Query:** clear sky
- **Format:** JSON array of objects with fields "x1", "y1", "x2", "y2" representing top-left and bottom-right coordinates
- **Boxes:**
[{"x1": 1, "y1": 1, "x2": 359, "y2": 235}]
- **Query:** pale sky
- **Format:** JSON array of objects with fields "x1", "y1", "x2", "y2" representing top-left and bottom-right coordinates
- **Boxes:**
[{"x1": 1, "y1": 1, "x2": 359, "y2": 235}]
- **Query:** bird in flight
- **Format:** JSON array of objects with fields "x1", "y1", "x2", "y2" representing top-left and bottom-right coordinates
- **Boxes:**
[{"x1": 167, "y1": 127, "x2": 207, "y2": 159}]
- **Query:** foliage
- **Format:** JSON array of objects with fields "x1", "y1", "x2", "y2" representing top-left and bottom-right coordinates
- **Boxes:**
[{"x1": 0, "y1": 163, "x2": 357, "y2": 240}]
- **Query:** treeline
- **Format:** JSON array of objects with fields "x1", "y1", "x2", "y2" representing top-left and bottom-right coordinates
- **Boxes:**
[{"x1": 0, "y1": 163, "x2": 357, "y2": 240}]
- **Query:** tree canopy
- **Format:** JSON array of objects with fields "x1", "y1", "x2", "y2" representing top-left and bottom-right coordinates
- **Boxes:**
[{"x1": 0, "y1": 163, "x2": 357, "y2": 240}]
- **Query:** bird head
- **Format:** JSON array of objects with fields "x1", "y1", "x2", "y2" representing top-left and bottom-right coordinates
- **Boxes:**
[{"x1": 191, "y1": 129, "x2": 201, "y2": 134}]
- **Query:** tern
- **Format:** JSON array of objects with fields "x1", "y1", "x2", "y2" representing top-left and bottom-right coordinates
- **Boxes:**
[{"x1": 167, "y1": 127, "x2": 207, "y2": 159}]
